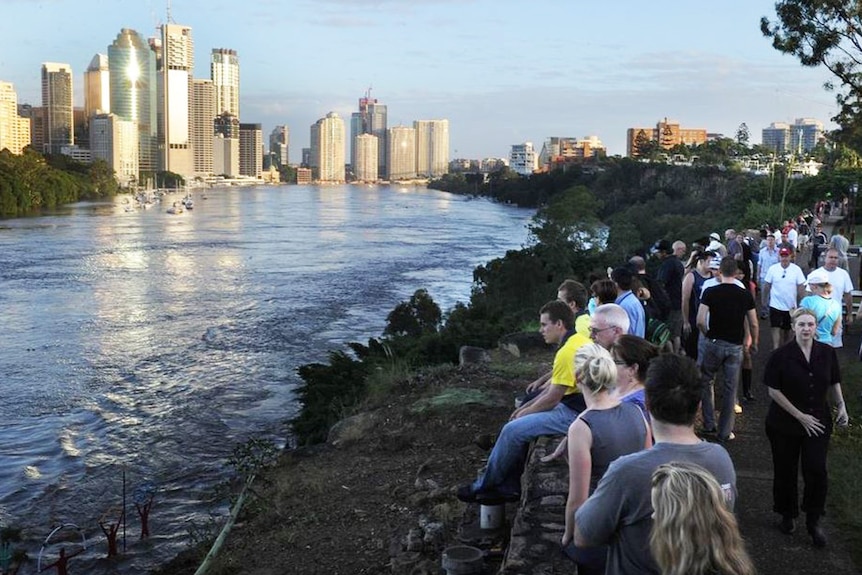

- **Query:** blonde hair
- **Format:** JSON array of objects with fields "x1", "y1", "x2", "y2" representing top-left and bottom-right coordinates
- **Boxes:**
[
  {"x1": 791, "y1": 307, "x2": 817, "y2": 324},
  {"x1": 650, "y1": 462, "x2": 755, "y2": 575},
  {"x1": 574, "y1": 343, "x2": 617, "y2": 394}
]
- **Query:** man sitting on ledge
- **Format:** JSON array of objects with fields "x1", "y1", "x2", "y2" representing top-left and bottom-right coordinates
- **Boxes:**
[{"x1": 457, "y1": 300, "x2": 591, "y2": 502}]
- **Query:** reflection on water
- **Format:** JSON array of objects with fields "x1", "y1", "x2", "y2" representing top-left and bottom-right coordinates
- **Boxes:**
[{"x1": 0, "y1": 184, "x2": 531, "y2": 573}]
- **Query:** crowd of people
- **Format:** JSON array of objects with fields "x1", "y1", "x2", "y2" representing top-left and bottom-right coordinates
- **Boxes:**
[{"x1": 457, "y1": 209, "x2": 853, "y2": 574}]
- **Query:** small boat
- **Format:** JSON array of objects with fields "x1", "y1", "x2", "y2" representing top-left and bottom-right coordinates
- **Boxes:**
[{"x1": 167, "y1": 202, "x2": 184, "y2": 214}]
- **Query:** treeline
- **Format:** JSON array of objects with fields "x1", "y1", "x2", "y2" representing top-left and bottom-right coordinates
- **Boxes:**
[
  {"x1": 0, "y1": 148, "x2": 119, "y2": 216},
  {"x1": 292, "y1": 159, "x2": 847, "y2": 445}
]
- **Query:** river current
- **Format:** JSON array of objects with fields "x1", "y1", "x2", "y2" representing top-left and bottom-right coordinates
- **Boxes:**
[{"x1": 0, "y1": 184, "x2": 532, "y2": 573}]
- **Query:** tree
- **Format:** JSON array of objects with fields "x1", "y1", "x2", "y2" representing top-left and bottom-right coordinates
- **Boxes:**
[
  {"x1": 761, "y1": 1, "x2": 862, "y2": 148},
  {"x1": 633, "y1": 129, "x2": 658, "y2": 159},
  {"x1": 384, "y1": 289, "x2": 442, "y2": 338},
  {"x1": 735, "y1": 122, "x2": 751, "y2": 154}
]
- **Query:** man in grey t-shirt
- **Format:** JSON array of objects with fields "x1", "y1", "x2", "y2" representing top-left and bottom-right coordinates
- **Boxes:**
[{"x1": 574, "y1": 354, "x2": 737, "y2": 574}]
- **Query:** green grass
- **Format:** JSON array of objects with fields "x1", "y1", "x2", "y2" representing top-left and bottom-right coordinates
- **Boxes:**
[{"x1": 828, "y1": 358, "x2": 862, "y2": 567}]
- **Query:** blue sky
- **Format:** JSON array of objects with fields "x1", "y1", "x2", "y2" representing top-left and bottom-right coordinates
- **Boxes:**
[{"x1": 0, "y1": 0, "x2": 839, "y2": 160}]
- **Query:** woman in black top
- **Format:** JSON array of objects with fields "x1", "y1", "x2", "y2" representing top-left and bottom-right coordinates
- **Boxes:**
[{"x1": 764, "y1": 307, "x2": 849, "y2": 547}]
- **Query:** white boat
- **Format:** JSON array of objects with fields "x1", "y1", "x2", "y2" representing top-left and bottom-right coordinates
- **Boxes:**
[{"x1": 167, "y1": 202, "x2": 184, "y2": 214}]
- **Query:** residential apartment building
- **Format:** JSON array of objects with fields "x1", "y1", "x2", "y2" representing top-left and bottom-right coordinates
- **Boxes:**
[
  {"x1": 270, "y1": 125, "x2": 289, "y2": 167},
  {"x1": 510, "y1": 142, "x2": 538, "y2": 175},
  {"x1": 90, "y1": 113, "x2": 139, "y2": 186},
  {"x1": 626, "y1": 118, "x2": 707, "y2": 156},
  {"x1": 211, "y1": 48, "x2": 240, "y2": 118},
  {"x1": 310, "y1": 112, "x2": 345, "y2": 182},
  {"x1": 414, "y1": 119, "x2": 449, "y2": 178},
  {"x1": 192, "y1": 79, "x2": 215, "y2": 176},
  {"x1": 239, "y1": 122, "x2": 262, "y2": 178},
  {"x1": 761, "y1": 122, "x2": 791, "y2": 154},
  {"x1": 83, "y1": 54, "x2": 110, "y2": 142},
  {"x1": 353, "y1": 133, "x2": 378, "y2": 182},
  {"x1": 387, "y1": 126, "x2": 416, "y2": 180},
  {"x1": 761, "y1": 118, "x2": 824, "y2": 155},
  {"x1": 41, "y1": 62, "x2": 74, "y2": 154},
  {"x1": 158, "y1": 23, "x2": 195, "y2": 177},
  {"x1": 0, "y1": 82, "x2": 31, "y2": 154},
  {"x1": 350, "y1": 92, "x2": 387, "y2": 177},
  {"x1": 539, "y1": 135, "x2": 606, "y2": 169}
]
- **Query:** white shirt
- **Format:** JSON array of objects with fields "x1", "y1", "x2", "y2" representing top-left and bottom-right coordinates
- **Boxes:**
[
  {"x1": 700, "y1": 277, "x2": 745, "y2": 297},
  {"x1": 787, "y1": 228, "x2": 798, "y2": 248},
  {"x1": 811, "y1": 266, "x2": 854, "y2": 306},
  {"x1": 765, "y1": 262, "x2": 806, "y2": 311}
]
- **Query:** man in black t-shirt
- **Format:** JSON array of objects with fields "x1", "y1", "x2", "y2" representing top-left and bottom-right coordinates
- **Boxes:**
[{"x1": 696, "y1": 256, "x2": 759, "y2": 442}]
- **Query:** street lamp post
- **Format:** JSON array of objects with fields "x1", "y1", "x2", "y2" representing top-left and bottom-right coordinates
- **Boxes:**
[{"x1": 851, "y1": 183, "x2": 858, "y2": 244}]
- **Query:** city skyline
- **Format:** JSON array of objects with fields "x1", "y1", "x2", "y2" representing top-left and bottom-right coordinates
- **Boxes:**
[{"x1": 0, "y1": 0, "x2": 841, "y2": 160}]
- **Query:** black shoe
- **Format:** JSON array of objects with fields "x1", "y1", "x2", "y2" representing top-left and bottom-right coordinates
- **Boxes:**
[
  {"x1": 779, "y1": 516, "x2": 796, "y2": 534},
  {"x1": 808, "y1": 523, "x2": 827, "y2": 547}
]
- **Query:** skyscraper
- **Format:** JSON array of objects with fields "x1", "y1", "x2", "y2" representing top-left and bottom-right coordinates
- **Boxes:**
[
  {"x1": 761, "y1": 122, "x2": 791, "y2": 154},
  {"x1": 349, "y1": 90, "x2": 387, "y2": 177},
  {"x1": 790, "y1": 118, "x2": 824, "y2": 154},
  {"x1": 387, "y1": 126, "x2": 416, "y2": 181},
  {"x1": 310, "y1": 112, "x2": 345, "y2": 182},
  {"x1": 108, "y1": 29, "x2": 158, "y2": 175},
  {"x1": 353, "y1": 133, "x2": 378, "y2": 182},
  {"x1": 83, "y1": 54, "x2": 110, "y2": 123},
  {"x1": 90, "y1": 113, "x2": 139, "y2": 186},
  {"x1": 0, "y1": 82, "x2": 31, "y2": 154},
  {"x1": 192, "y1": 79, "x2": 214, "y2": 175},
  {"x1": 158, "y1": 23, "x2": 194, "y2": 177},
  {"x1": 414, "y1": 119, "x2": 449, "y2": 178},
  {"x1": 211, "y1": 48, "x2": 239, "y2": 118},
  {"x1": 41, "y1": 62, "x2": 74, "y2": 154},
  {"x1": 269, "y1": 125, "x2": 289, "y2": 167}
]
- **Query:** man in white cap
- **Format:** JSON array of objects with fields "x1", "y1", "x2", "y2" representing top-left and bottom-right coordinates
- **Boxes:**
[
  {"x1": 763, "y1": 247, "x2": 806, "y2": 349},
  {"x1": 808, "y1": 248, "x2": 855, "y2": 347},
  {"x1": 707, "y1": 232, "x2": 727, "y2": 257}
]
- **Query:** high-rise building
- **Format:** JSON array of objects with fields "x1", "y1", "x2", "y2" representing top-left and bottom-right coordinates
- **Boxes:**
[
  {"x1": 239, "y1": 123, "x2": 262, "y2": 178},
  {"x1": 269, "y1": 125, "x2": 289, "y2": 167},
  {"x1": 387, "y1": 126, "x2": 416, "y2": 181},
  {"x1": 18, "y1": 104, "x2": 45, "y2": 152},
  {"x1": 192, "y1": 79, "x2": 214, "y2": 176},
  {"x1": 41, "y1": 62, "x2": 74, "y2": 154},
  {"x1": 0, "y1": 82, "x2": 31, "y2": 154},
  {"x1": 761, "y1": 122, "x2": 791, "y2": 154},
  {"x1": 108, "y1": 29, "x2": 158, "y2": 174},
  {"x1": 211, "y1": 48, "x2": 240, "y2": 119},
  {"x1": 626, "y1": 118, "x2": 707, "y2": 157},
  {"x1": 510, "y1": 142, "x2": 538, "y2": 175},
  {"x1": 310, "y1": 112, "x2": 345, "y2": 182},
  {"x1": 790, "y1": 118, "x2": 824, "y2": 154},
  {"x1": 413, "y1": 119, "x2": 449, "y2": 178},
  {"x1": 539, "y1": 136, "x2": 606, "y2": 169},
  {"x1": 90, "y1": 113, "x2": 139, "y2": 186},
  {"x1": 83, "y1": 54, "x2": 110, "y2": 142},
  {"x1": 353, "y1": 133, "x2": 378, "y2": 182},
  {"x1": 349, "y1": 91, "x2": 387, "y2": 177},
  {"x1": 158, "y1": 23, "x2": 194, "y2": 177}
]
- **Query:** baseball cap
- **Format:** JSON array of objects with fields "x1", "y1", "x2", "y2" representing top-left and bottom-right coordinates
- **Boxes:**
[
  {"x1": 709, "y1": 232, "x2": 720, "y2": 241},
  {"x1": 806, "y1": 269, "x2": 830, "y2": 285},
  {"x1": 652, "y1": 239, "x2": 672, "y2": 253},
  {"x1": 779, "y1": 247, "x2": 792, "y2": 256},
  {"x1": 708, "y1": 256, "x2": 722, "y2": 270}
]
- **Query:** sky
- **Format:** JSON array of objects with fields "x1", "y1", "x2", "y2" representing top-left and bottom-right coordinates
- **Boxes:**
[{"x1": 0, "y1": 0, "x2": 842, "y2": 161}]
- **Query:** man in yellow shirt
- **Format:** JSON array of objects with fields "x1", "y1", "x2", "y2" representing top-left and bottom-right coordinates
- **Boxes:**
[{"x1": 457, "y1": 300, "x2": 590, "y2": 502}]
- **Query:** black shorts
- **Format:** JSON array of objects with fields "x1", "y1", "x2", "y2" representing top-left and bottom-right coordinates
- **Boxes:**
[{"x1": 769, "y1": 307, "x2": 792, "y2": 330}]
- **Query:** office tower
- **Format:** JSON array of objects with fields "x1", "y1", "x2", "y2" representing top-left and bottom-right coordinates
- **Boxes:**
[
  {"x1": 0, "y1": 82, "x2": 31, "y2": 154},
  {"x1": 41, "y1": 62, "x2": 74, "y2": 154},
  {"x1": 354, "y1": 133, "x2": 378, "y2": 182},
  {"x1": 192, "y1": 79, "x2": 214, "y2": 175},
  {"x1": 90, "y1": 113, "x2": 138, "y2": 186},
  {"x1": 310, "y1": 112, "x2": 345, "y2": 182},
  {"x1": 83, "y1": 54, "x2": 110, "y2": 142},
  {"x1": 211, "y1": 48, "x2": 240, "y2": 118},
  {"x1": 159, "y1": 23, "x2": 194, "y2": 177},
  {"x1": 790, "y1": 118, "x2": 824, "y2": 154},
  {"x1": 18, "y1": 104, "x2": 45, "y2": 152},
  {"x1": 510, "y1": 142, "x2": 538, "y2": 175},
  {"x1": 213, "y1": 112, "x2": 239, "y2": 176},
  {"x1": 239, "y1": 123, "x2": 262, "y2": 178},
  {"x1": 349, "y1": 91, "x2": 387, "y2": 177},
  {"x1": 108, "y1": 29, "x2": 158, "y2": 175},
  {"x1": 762, "y1": 122, "x2": 791, "y2": 154},
  {"x1": 387, "y1": 126, "x2": 416, "y2": 180},
  {"x1": 301, "y1": 147, "x2": 311, "y2": 167},
  {"x1": 269, "y1": 125, "x2": 289, "y2": 167},
  {"x1": 413, "y1": 119, "x2": 449, "y2": 178}
]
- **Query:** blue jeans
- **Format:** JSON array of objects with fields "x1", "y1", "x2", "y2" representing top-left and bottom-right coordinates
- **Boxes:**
[
  {"x1": 472, "y1": 403, "x2": 579, "y2": 494},
  {"x1": 698, "y1": 338, "x2": 743, "y2": 439}
]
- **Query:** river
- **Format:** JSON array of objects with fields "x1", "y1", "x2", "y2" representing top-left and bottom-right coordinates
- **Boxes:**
[{"x1": 0, "y1": 184, "x2": 532, "y2": 573}]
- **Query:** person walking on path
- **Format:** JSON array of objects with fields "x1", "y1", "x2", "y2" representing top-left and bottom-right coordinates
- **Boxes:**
[
  {"x1": 681, "y1": 250, "x2": 713, "y2": 359},
  {"x1": 809, "y1": 248, "x2": 855, "y2": 348},
  {"x1": 758, "y1": 235, "x2": 780, "y2": 318},
  {"x1": 697, "y1": 256, "x2": 758, "y2": 442},
  {"x1": 764, "y1": 308, "x2": 849, "y2": 547},
  {"x1": 800, "y1": 269, "x2": 842, "y2": 346},
  {"x1": 763, "y1": 247, "x2": 806, "y2": 350}
]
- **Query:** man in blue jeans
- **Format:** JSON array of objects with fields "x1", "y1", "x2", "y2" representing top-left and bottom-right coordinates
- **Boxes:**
[
  {"x1": 457, "y1": 300, "x2": 591, "y2": 502},
  {"x1": 697, "y1": 256, "x2": 759, "y2": 442}
]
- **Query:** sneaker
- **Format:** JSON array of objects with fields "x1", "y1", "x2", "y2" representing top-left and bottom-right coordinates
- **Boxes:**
[
  {"x1": 734, "y1": 404, "x2": 743, "y2": 414},
  {"x1": 700, "y1": 426, "x2": 718, "y2": 436},
  {"x1": 718, "y1": 432, "x2": 736, "y2": 443}
]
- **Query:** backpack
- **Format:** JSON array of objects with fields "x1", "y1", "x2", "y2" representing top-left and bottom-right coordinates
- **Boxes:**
[{"x1": 646, "y1": 317, "x2": 671, "y2": 346}]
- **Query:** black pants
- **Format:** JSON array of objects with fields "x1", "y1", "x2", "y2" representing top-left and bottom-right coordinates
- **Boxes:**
[{"x1": 766, "y1": 424, "x2": 830, "y2": 520}]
